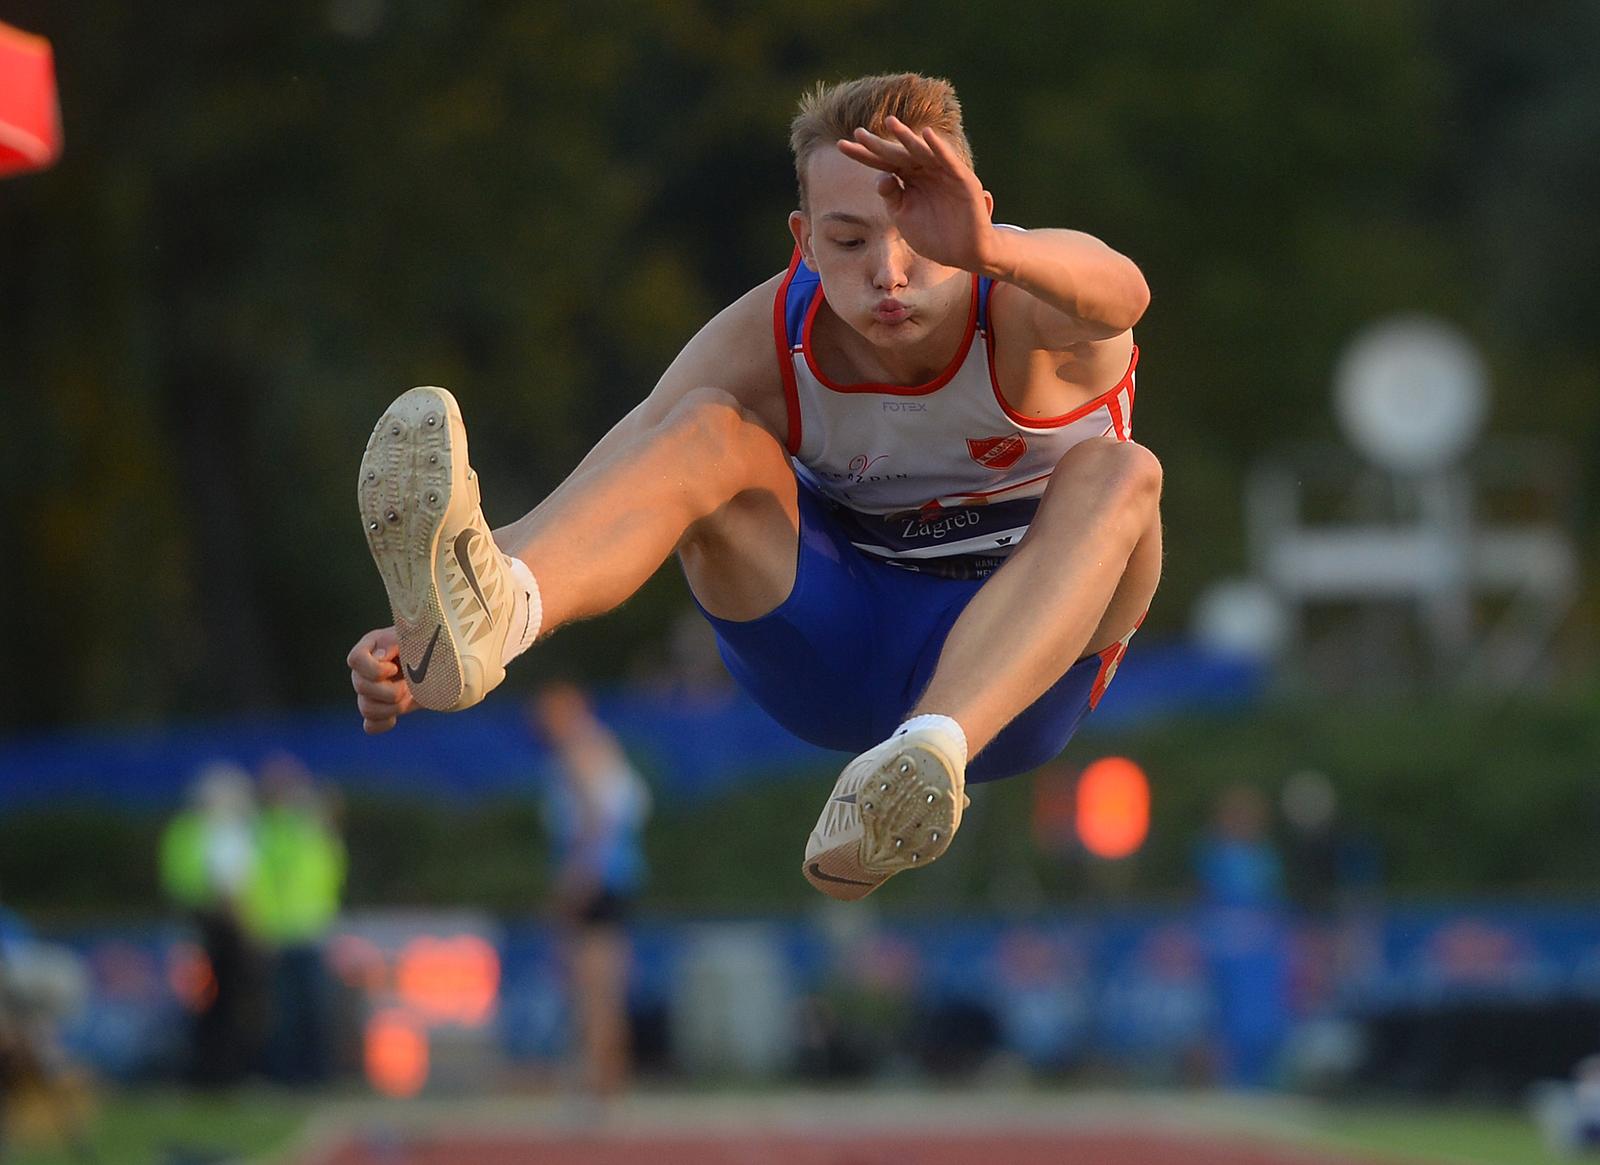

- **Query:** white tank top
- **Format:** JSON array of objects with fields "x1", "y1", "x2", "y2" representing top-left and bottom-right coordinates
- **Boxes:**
[{"x1": 774, "y1": 248, "x2": 1137, "y2": 578}]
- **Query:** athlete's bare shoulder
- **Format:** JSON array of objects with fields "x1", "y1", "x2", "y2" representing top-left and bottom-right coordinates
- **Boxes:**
[{"x1": 646, "y1": 270, "x2": 789, "y2": 436}]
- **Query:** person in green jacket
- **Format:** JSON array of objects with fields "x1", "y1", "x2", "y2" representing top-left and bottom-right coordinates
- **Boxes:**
[
  {"x1": 158, "y1": 762, "x2": 266, "y2": 1087},
  {"x1": 252, "y1": 752, "x2": 346, "y2": 1085}
]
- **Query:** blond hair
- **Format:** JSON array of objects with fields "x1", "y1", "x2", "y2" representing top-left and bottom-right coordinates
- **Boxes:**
[{"x1": 789, "y1": 73, "x2": 973, "y2": 210}]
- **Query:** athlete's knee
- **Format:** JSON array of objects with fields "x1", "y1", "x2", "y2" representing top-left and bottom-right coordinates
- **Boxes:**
[
  {"x1": 1058, "y1": 438, "x2": 1163, "y2": 513},
  {"x1": 656, "y1": 388, "x2": 758, "y2": 487},
  {"x1": 654, "y1": 387, "x2": 787, "y2": 517},
  {"x1": 656, "y1": 387, "x2": 747, "y2": 456},
  {"x1": 1115, "y1": 442, "x2": 1163, "y2": 511}
]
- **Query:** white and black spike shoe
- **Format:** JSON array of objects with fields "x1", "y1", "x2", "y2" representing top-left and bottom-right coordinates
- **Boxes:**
[
  {"x1": 358, "y1": 387, "x2": 525, "y2": 712},
  {"x1": 802, "y1": 725, "x2": 969, "y2": 901}
]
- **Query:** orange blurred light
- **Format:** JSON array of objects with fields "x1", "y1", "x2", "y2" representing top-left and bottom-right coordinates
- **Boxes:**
[
  {"x1": 166, "y1": 942, "x2": 218, "y2": 1014},
  {"x1": 395, "y1": 935, "x2": 500, "y2": 1026},
  {"x1": 365, "y1": 1009, "x2": 429, "y2": 1098},
  {"x1": 1030, "y1": 765, "x2": 1078, "y2": 850},
  {"x1": 1075, "y1": 756, "x2": 1150, "y2": 860}
]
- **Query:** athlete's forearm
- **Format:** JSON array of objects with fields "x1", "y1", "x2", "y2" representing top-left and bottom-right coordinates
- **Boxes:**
[{"x1": 980, "y1": 227, "x2": 1149, "y2": 337}]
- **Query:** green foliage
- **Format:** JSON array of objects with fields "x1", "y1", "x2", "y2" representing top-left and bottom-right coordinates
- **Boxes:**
[
  {"x1": 642, "y1": 689, "x2": 1600, "y2": 911},
  {"x1": 0, "y1": 805, "x2": 163, "y2": 918},
  {"x1": 1303, "y1": 1100, "x2": 1570, "y2": 1165},
  {"x1": 4, "y1": 692, "x2": 1597, "y2": 921},
  {"x1": 1, "y1": 0, "x2": 1596, "y2": 730},
  {"x1": 1100, "y1": 686, "x2": 1600, "y2": 896},
  {"x1": 336, "y1": 792, "x2": 548, "y2": 916}
]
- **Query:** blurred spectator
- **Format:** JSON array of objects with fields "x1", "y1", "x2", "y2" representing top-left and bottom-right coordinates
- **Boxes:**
[
  {"x1": 1100, "y1": 924, "x2": 1215, "y2": 1084},
  {"x1": 0, "y1": 901, "x2": 91, "y2": 1156},
  {"x1": 1198, "y1": 784, "x2": 1285, "y2": 910},
  {"x1": 1535, "y1": 1053, "x2": 1600, "y2": 1155},
  {"x1": 1280, "y1": 770, "x2": 1383, "y2": 915},
  {"x1": 158, "y1": 761, "x2": 267, "y2": 1087},
  {"x1": 992, "y1": 928, "x2": 1092, "y2": 1074},
  {"x1": 1195, "y1": 783, "x2": 1291, "y2": 1088},
  {"x1": 1028, "y1": 762, "x2": 1078, "y2": 858},
  {"x1": 530, "y1": 683, "x2": 651, "y2": 1107},
  {"x1": 1279, "y1": 770, "x2": 1384, "y2": 1016},
  {"x1": 253, "y1": 752, "x2": 347, "y2": 1085},
  {"x1": 807, "y1": 926, "x2": 919, "y2": 1081}
]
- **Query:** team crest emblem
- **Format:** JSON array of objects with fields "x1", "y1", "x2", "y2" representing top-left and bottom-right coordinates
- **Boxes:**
[{"x1": 966, "y1": 434, "x2": 1027, "y2": 470}]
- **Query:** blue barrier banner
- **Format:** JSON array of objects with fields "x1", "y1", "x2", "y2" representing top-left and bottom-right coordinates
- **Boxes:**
[
  {"x1": 0, "y1": 642, "x2": 1263, "y2": 807},
  {"x1": 33, "y1": 902, "x2": 1600, "y2": 1086}
]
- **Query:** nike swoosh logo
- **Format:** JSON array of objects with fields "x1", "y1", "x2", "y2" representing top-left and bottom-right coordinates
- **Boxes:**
[
  {"x1": 405, "y1": 624, "x2": 442, "y2": 684},
  {"x1": 832, "y1": 793, "x2": 857, "y2": 805},
  {"x1": 453, "y1": 529, "x2": 493, "y2": 623},
  {"x1": 806, "y1": 861, "x2": 875, "y2": 887}
]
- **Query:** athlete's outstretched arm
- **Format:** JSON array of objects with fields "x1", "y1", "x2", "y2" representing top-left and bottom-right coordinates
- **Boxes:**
[
  {"x1": 978, "y1": 227, "x2": 1149, "y2": 342},
  {"x1": 839, "y1": 116, "x2": 1148, "y2": 342}
]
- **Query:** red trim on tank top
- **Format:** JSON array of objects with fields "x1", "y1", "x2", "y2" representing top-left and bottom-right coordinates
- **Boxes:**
[
  {"x1": 982, "y1": 294, "x2": 1140, "y2": 430},
  {"x1": 1106, "y1": 389, "x2": 1127, "y2": 441},
  {"x1": 929, "y1": 469, "x2": 1055, "y2": 504},
  {"x1": 799, "y1": 274, "x2": 981, "y2": 396},
  {"x1": 773, "y1": 253, "x2": 804, "y2": 454}
]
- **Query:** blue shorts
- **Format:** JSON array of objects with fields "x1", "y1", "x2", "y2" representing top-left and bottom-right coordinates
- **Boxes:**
[{"x1": 694, "y1": 485, "x2": 1130, "y2": 783}]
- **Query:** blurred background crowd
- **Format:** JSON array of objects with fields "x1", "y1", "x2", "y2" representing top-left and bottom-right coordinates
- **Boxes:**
[{"x1": 1, "y1": 0, "x2": 1598, "y2": 1161}]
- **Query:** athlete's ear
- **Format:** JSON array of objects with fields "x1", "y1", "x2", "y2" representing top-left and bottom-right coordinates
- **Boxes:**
[
  {"x1": 982, "y1": 189, "x2": 995, "y2": 219},
  {"x1": 788, "y1": 210, "x2": 818, "y2": 270}
]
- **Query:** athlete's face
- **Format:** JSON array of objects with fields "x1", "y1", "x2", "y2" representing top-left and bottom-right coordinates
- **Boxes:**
[{"x1": 789, "y1": 148, "x2": 971, "y2": 348}]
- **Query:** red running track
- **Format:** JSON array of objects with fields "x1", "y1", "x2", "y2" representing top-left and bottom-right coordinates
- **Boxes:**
[{"x1": 307, "y1": 1130, "x2": 1392, "y2": 1165}]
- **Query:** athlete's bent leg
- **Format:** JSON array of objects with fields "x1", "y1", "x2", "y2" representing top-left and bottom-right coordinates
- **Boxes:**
[
  {"x1": 914, "y1": 437, "x2": 1164, "y2": 753},
  {"x1": 353, "y1": 386, "x2": 799, "y2": 727},
  {"x1": 494, "y1": 386, "x2": 800, "y2": 633},
  {"x1": 801, "y1": 438, "x2": 1161, "y2": 900}
]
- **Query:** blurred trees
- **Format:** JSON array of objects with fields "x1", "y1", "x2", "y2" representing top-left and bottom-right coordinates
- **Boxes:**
[{"x1": 1, "y1": 0, "x2": 1595, "y2": 729}]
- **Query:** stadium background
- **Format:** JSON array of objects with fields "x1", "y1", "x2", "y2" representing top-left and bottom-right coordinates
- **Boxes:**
[{"x1": 2, "y1": 1, "x2": 1598, "y2": 1162}]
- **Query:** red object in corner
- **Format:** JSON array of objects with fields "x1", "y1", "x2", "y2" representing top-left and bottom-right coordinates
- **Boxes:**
[{"x1": 0, "y1": 21, "x2": 61, "y2": 177}]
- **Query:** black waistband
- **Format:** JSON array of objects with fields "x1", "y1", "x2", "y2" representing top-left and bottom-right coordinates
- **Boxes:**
[
  {"x1": 875, "y1": 552, "x2": 1012, "y2": 581},
  {"x1": 808, "y1": 489, "x2": 1038, "y2": 580},
  {"x1": 829, "y1": 495, "x2": 1036, "y2": 550}
]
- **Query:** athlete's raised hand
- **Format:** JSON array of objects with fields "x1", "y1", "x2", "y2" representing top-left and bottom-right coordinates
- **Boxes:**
[
  {"x1": 348, "y1": 626, "x2": 419, "y2": 734},
  {"x1": 837, "y1": 115, "x2": 997, "y2": 274}
]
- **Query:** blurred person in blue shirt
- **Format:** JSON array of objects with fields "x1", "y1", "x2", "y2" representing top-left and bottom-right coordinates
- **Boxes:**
[
  {"x1": 1198, "y1": 784, "x2": 1285, "y2": 909},
  {"x1": 1195, "y1": 783, "x2": 1290, "y2": 1088},
  {"x1": 530, "y1": 683, "x2": 650, "y2": 1107}
]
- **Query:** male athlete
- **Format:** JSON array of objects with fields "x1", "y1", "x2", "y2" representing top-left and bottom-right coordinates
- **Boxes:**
[{"x1": 348, "y1": 74, "x2": 1162, "y2": 901}]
